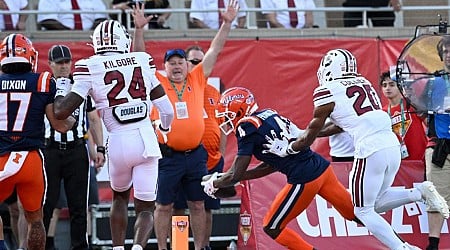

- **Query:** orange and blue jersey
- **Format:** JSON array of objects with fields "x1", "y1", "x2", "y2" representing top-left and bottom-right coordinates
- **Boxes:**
[
  {"x1": 152, "y1": 64, "x2": 207, "y2": 151},
  {"x1": 0, "y1": 71, "x2": 55, "y2": 155},
  {"x1": 202, "y1": 84, "x2": 222, "y2": 170},
  {"x1": 236, "y1": 109, "x2": 329, "y2": 184}
]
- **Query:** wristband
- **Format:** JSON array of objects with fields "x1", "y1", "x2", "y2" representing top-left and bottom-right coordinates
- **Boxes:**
[
  {"x1": 287, "y1": 141, "x2": 300, "y2": 155},
  {"x1": 159, "y1": 124, "x2": 170, "y2": 133},
  {"x1": 96, "y1": 146, "x2": 106, "y2": 154}
]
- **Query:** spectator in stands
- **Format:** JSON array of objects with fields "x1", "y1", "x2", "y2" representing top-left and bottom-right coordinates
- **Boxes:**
[
  {"x1": 0, "y1": 0, "x2": 28, "y2": 31},
  {"x1": 37, "y1": 0, "x2": 107, "y2": 30},
  {"x1": 189, "y1": 0, "x2": 247, "y2": 29},
  {"x1": 260, "y1": 0, "x2": 316, "y2": 29},
  {"x1": 111, "y1": 0, "x2": 171, "y2": 29},
  {"x1": 379, "y1": 71, "x2": 427, "y2": 161},
  {"x1": 342, "y1": 0, "x2": 402, "y2": 27}
]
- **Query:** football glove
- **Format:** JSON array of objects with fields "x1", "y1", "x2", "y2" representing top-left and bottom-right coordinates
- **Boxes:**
[
  {"x1": 153, "y1": 119, "x2": 170, "y2": 143},
  {"x1": 55, "y1": 77, "x2": 72, "y2": 97},
  {"x1": 262, "y1": 131, "x2": 300, "y2": 157},
  {"x1": 201, "y1": 172, "x2": 219, "y2": 199}
]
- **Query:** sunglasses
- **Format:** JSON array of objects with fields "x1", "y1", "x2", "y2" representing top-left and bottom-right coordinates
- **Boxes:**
[{"x1": 188, "y1": 59, "x2": 202, "y2": 65}]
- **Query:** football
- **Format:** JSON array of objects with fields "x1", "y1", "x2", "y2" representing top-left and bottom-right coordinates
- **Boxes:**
[{"x1": 215, "y1": 186, "x2": 237, "y2": 198}]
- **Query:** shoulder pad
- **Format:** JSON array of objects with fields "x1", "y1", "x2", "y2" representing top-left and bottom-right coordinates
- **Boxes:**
[
  {"x1": 313, "y1": 85, "x2": 332, "y2": 103},
  {"x1": 73, "y1": 61, "x2": 90, "y2": 77},
  {"x1": 237, "y1": 116, "x2": 262, "y2": 129},
  {"x1": 37, "y1": 71, "x2": 52, "y2": 93}
]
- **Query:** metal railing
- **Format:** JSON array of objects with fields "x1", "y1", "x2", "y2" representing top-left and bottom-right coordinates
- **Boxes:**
[{"x1": 1, "y1": 5, "x2": 449, "y2": 31}]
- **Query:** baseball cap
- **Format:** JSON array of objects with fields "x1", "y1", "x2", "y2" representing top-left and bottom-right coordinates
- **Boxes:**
[
  {"x1": 48, "y1": 45, "x2": 72, "y2": 62},
  {"x1": 164, "y1": 49, "x2": 186, "y2": 62}
]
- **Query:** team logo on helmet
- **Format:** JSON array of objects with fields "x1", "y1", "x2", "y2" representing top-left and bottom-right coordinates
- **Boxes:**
[
  {"x1": 91, "y1": 20, "x2": 131, "y2": 54},
  {"x1": 216, "y1": 87, "x2": 258, "y2": 135},
  {"x1": 317, "y1": 49, "x2": 357, "y2": 86}
]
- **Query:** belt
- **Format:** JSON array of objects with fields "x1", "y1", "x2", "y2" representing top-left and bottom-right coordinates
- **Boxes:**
[
  {"x1": 45, "y1": 138, "x2": 85, "y2": 150},
  {"x1": 159, "y1": 144, "x2": 201, "y2": 157},
  {"x1": 173, "y1": 145, "x2": 201, "y2": 155}
]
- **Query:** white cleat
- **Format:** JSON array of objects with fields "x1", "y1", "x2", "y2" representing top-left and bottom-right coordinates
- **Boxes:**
[{"x1": 418, "y1": 181, "x2": 449, "y2": 219}]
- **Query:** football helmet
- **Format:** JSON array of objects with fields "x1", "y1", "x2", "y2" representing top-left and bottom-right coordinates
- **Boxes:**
[
  {"x1": 216, "y1": 87, "x2": 259, "y2": 135},
  {"x1": 91, "y1": 20, "x2": 131, "y2": 54},
  {"x1": 317, "y1": 49, "x2": 357, "y2": 86},
  {"x1": 0, "y1": 33, "x2": 38, "y2": 72}
]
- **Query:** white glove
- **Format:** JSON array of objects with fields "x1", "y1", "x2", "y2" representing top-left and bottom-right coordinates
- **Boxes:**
[
  {"x1": 262, "y1": 135, "x2": 290, "y2": 157},
  {"x1": 55, "y1": 77, "x2": 71, "y2": 97},
  {"x1": 201, "y1": 172, "x2": 219, "y2": 199},
  {"x1": 262, "y1": 131, "x2": 300, "y2": 157}
]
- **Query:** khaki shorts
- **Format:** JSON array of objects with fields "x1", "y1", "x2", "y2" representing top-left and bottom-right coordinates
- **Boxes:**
[{"x1": 425, "y1": 147, "x2": 450, "y2": 210}]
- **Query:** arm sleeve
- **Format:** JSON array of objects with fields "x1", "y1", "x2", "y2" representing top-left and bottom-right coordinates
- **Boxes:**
[{"x1": 152, "y1": 95, "x2": 174, "y2": 130}]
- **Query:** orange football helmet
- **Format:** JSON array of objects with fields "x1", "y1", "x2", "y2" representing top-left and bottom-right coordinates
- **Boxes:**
[
  {"x1": 216, "y1": 87, "x2": 259, "y2": 135},
  {"x1": 0, "y1": 33, "x2": 38, "y2": 72}
]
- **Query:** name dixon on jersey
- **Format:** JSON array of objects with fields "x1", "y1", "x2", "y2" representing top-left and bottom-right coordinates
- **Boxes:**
[
  {"x1": 1, "y1": 80, "x2": 26, "y2": 90},
  {"x1": 103, "y1": 56, "x2": 138, "y2": 69}
]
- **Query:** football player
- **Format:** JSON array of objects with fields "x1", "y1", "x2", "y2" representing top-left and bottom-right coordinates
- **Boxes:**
[
  {"x1": 201, "y1": 86, "x2": 358, "y2": 250},
  {"x1": 52, "y1": 20, "x2": 174, "y2": 250},
  {"x1": 262, "y1": 49, "x2": 449, "y2": 250},
  {"x1": 0, "y1": 33, "x2": 75, "y2": 250}
]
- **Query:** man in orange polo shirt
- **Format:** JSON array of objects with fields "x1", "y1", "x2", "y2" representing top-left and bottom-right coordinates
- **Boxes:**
[
  {"x1": 132, "y1": 1, "x2": 239, "y2": 249},
  {"x1": 172, "y1": 45, "x2": 227, "y2": 249}
]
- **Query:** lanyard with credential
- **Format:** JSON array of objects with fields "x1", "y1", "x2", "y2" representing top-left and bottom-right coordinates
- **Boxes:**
[
  {"x1": 388, "y1": 98, "x2": 406, "y2": 142},
  {"x1": 170, "y1": 80, "x2": 187, "y2": 101}
]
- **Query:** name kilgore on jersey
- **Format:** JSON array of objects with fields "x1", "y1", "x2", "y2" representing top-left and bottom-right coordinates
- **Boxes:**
[
  {"x1": 295, "y1": 184, "x2": 449, "y2": 237},
  {"x1": 71, "y1": 51, "x2": 159, "y2": 131}
]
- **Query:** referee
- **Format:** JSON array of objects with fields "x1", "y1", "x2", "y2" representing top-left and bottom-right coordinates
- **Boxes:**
[{"x1": 42, "y1": 45, "x2": 105, "y2": 250}]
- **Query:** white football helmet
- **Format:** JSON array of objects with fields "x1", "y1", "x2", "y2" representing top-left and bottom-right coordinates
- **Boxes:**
[
  {"x1": 317, "y1": 49, "x2": 358, "y2": 86},
  {"x1": 91, "y1": 20, "x2": 131, "y2": 54}
]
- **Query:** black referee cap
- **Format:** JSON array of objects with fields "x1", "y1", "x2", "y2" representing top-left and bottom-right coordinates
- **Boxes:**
[{"x1": 48, "y1": 45, "x2": 72, "y2": 62}]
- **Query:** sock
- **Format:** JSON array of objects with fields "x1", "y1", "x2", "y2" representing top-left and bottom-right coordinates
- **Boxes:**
[
  {"x1": 0, "y1": 240, "x2": 6, "y2": 250},
  {"x1": 131, "y1": 245, "x2": 143, "y2": 250},
  {"x1": 428, "y1": 237, "x2": 439, "y2": 248},
  {"x1": 112, "y1": 246, "x2": 125, "y2": 250}
]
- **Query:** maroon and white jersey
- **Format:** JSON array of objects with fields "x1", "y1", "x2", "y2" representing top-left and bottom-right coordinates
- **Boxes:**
[
  {"x1": 313, "y1": 76, "x2": 399, "y2": 158},
  {"x1": 71, "y1": 52, "x2": 159, "y2": 133}
]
